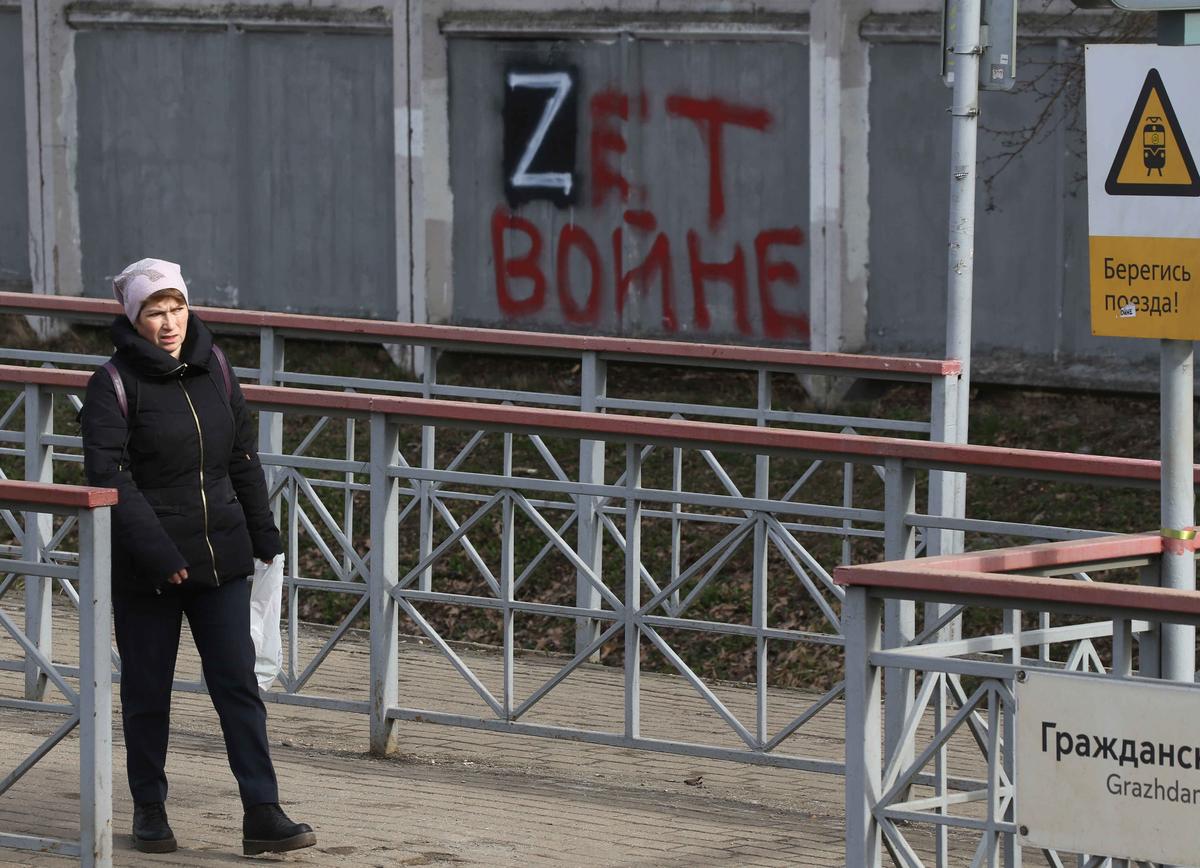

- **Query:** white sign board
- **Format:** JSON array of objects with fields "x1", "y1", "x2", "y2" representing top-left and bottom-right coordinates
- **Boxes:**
[
  {"x1": 1085, "y1": 44, "x2": 1200, "y2": 340},
  {"x1": 1016, "y1": 670, "x2": 1200, "y2": 864}
]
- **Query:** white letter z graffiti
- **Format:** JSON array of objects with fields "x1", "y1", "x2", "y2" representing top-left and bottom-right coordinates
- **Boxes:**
[{"x1": 507, "y1": 71, "x2": 573, "y2": 195}]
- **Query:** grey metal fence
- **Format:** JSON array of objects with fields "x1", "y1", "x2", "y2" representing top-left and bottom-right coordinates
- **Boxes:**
[
  {"x1": 0, "y1": 365, "x2": 1178, "y2": 790},
  {"x1": 840, "y1": 532, "x2": 1200, "y2": 867},
  {"x1": 0, "y1": 480, "x2": 113, "y2": 867}
]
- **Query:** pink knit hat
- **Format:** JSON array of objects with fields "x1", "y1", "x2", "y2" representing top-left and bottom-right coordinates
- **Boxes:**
[{"x1": 113, "y1": 258, "x2": 189, "y2": 323}]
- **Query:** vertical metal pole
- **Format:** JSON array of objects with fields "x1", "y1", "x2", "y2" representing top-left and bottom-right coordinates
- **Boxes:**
[
  {"x1": 78, "y1": 506, "x2": 112, "y2": 868},
  {"x1": 1138, "y1": 563, "x2": 1162, "y2": 679},
  {"x1": 883, "y1": 458, "x2": 917, "y2": 775},
  {"x1": 576, "y1": 351, "x2": 606, "y2": 655},
  {"x1": 369, "y1": 413, "x2": 400, "y2": 755},
  {"x1": 1157, "y1": 12, "x2": 1198, "y2": 688},
  {"x1": 944, "y1": 0, "x2": 982, "y2": 503},
  {"x1": 669, "y1": 445, "x2": 682, "y2": 613},
  {"x1": 844, "y1": 585, "x2": 883, "y2": 868},
  {"x1": 419, "y1": 350, "x2": 438, "y2": 593},
  {"x1": 753, "y1": 370, "x2": 770, "y2": 747},
  {"x1": 257, "y1": 328, "x2": 288, "y2": 679},
  {"x1": 24, "y1": 384, "x2": 52, "y2": 701},
  {"x1": 287, "y1": 473, "x2": 300, "y2": 682},
  {"x1": 623, "y1": 443, "x2": 642, "y2": 742},
  {"x1": 501, "y1": 432, "x2": 515, "y2": 717},
  {"x1": 1159, "y1": 341, "x2": 1195, "y2": 683},
  {"x1": 1002, "y1": 607, "x2": 1022, "y2": 864},
  {"x1": 985, "y1": 687, "x2": 1001, "y2": 868},
  {"x1": 344, "y1": 417, "x2": 356, "y2": 581},
  {"x1": 257, "y1": 327, "x2": 285, "y2": 463},
  {"x1": 927, "y1": 372, "x2": 964, "y2": 558},
  {"x1": 1112, "y1": 619, "x2": 1134, "y2": 679},
  {"x1": 927, "y1": 374, "x2": 962, "y2": 658},
  {"x1": 841, "y1": 460, "x2": 854, "y2": 566},
  {"x1": 933, "y1": 673, "x2": 949, "y2": 866}
]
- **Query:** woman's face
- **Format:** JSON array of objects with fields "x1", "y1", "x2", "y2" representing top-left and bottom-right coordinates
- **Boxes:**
[{"x1": 136, "y1": 296, "x2": 189, "y2": 359}]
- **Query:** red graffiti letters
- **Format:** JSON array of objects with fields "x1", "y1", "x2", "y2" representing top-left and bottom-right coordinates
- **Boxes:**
[
  {"x1": 614, "y1": 211, "x2": 677, "y2": 331},
  {"x1": 755, "y1": 228, "x2": 809, "y2": 339},
  {"x1": 590, "y1": 90, "x2": 631, "y2": 208},
  {"x1": 664, "y1": 96, "x2": 773, "y2": 228},
  {"x1": 492, "y1": 208, "x2": 546, "y2": 316},
  {"x1": 556, "y1": 223, "x2": 603, "y2": 324},
  {"x1": 687, "y1": 231, "x2": 751, "y2": 335},
  {"x1": 491, "y1": 206, "x2": 808, "y2": 339},
  {"x1": 493, "y1": 86, "x2": 805, "y2": 340}
]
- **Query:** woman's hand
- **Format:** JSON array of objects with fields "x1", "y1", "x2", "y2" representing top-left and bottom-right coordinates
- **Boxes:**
[{"x1": 167, "y1": 568, "x2": 189, "y2": 585}]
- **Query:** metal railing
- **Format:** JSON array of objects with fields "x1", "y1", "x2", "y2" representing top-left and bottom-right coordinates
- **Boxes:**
[
  {"x1": 839, "y1": 533, "x2": 1200, "y2": 867},
  {"x1": 0, "y1": 290, "x2": 960, "y2": 431},
  {"x1": 0, "y1": 480, "x2": 114, "y2": 867},
  {"x1": 0, "y1": 290, "x2": 969, "y2": 652},
  {"x1": 0, "y1": 364, "x2": 1191, "y2": 786}
]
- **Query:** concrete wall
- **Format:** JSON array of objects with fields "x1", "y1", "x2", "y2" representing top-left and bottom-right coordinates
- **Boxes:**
[
  {"x1": 9, "y1": 0, "x2": 1163, "y2": 386},
  {"x1": 0, "y1": 7, "x2": 29, "y2": 289},
  {"x1": 866, "y1": 32, "x2": 1161, "y2": 385},
  {"x1": 446, "y1": 36, "x2": 810, "y2": 341},
  {"x1": 74, "y1": 25, "x2": 396, "y2": 316}
]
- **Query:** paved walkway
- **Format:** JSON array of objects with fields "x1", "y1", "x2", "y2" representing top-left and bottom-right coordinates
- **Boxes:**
[{"x1": 0, "y1": 604, "x2": 988, "y2": 866}]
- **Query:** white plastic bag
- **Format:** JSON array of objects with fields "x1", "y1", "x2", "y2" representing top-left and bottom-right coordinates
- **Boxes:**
[{"x1": 249, "y1": 553, "x2": 284, "y2": 690}]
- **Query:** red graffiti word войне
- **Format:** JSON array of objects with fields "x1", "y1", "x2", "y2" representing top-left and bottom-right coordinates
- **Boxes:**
[
  {"x1": 492, "y1": 206, "x2": 809, "y2": 339},
  {"x1": 496, "y1": 88, "x2": 809, "y2": 339}
]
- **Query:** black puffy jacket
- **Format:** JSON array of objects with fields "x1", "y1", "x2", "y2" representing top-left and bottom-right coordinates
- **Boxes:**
[{"x1": 82, "y1": 313, "x2": 283, "y2": 594}]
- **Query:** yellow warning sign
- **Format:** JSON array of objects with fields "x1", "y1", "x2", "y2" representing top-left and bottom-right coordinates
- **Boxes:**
[
  {"x1": 1105, "y1": 68, "x2": 1200, "y2": 197},
  {"x1": 1089, "y1": 235, "x2": 1200, "y2": 340}
]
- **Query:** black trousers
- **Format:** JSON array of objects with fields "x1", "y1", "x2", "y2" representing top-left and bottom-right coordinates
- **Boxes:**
[{"x1": 113, "y1": 577, "x2": 279, "y2": 809}]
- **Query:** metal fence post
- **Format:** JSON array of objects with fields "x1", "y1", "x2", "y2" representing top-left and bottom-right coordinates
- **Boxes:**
[
  {"x1": 78, "y1": 505, "x2": 113, "y2": 868},
  {"x1": 501, "y1": 433, "x2": 515, "y2": 717},
  {"x1": 623, "y1": 443, "x2": 642, "y2": 741},
  {"x1": 753, "y1": 369, "x2": 771, "y2": 746},
  {"x1": 576, "y1": 351, "x2": 606, "y2": 657},
  {"x1": 23, "y1": 383, "x2": 53, "y2": 700},
  {"x1": 369, "y1": 412, "x2": 400, "y2": 755},
  {"x1": 882, "y1": 458, "x2": 917, "y2": 780},
  {"x1": 257, "y1": 327, "x2": 285, "y2": 526},
  {"x1": 419, "y1": 350, "x2": 439, "y2": 593},
  {"x1": 1138, "y1": 562, "x2": 1162, "y2": 678},
  {"x1": 844, "y1": 584, "x2": 883, "y2": 868}
]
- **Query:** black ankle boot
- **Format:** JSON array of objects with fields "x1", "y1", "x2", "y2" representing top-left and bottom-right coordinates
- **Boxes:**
[
  {"x1": 132, "y1": 801, "x2": 177, "y2": 853},
  {"x1": 242, "y1": 803, "x2": 316, "y2": 855}
]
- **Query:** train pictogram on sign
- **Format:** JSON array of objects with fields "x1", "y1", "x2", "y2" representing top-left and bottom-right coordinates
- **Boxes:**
[{"x1": 1105, "y1": 68, "x2": 1200, "y2": 197}]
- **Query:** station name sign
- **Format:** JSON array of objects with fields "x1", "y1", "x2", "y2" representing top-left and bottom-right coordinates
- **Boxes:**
[{"x1": 1016, "y1": 670, "x2": 1200, "y2": 864}]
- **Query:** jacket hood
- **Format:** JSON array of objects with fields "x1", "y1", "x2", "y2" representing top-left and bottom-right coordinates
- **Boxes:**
[{"x1": 111, "y1": 312, "x2": 215, "y2": 378}]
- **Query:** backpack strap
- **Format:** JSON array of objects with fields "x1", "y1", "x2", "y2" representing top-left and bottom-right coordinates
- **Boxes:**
[
  {"x1": 211, "y1": 344, "x2": 233, "y2": 402},
  {"x1": 102, "y1": 361, "x2": 128, "y2": 419}
]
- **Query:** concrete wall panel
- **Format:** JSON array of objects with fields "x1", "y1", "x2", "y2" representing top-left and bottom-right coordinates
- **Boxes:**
[
  {"x1": 447, "y1": 37, "x2": 810, "y2": 342},
  {"x1": 75, "y1": 27, "x2": 395, "y2": 317},
  {"x1": 0, "y1": 9, "x2": 29, "y2": 288},
  {"x1": 867, "y1": 41, "x2": 1154, "y2": 371}
]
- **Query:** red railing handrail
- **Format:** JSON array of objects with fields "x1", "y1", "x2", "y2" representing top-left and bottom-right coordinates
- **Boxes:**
[
  {"x1": 834, "y1": 533, "x2": 1200, "y2": 619},
  {"x1": 0, "y1": 479, "x2": 117, "y2": 510},
  {"x1": 0, "y1": 290, "x2": 960, "y2": 377},
  {"x1": 3, "y1": 364, "x2": 1195, "y2": 486}
]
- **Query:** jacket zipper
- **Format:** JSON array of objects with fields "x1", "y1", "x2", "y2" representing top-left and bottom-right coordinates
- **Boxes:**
[{"x1": 178, "y1": 373, "x2": 220, "y2": 585}]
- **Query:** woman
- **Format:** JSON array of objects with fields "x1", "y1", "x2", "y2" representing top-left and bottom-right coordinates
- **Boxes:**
[{"x1": 82, "y1": 258, "x2": 315, "y2": 856}]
